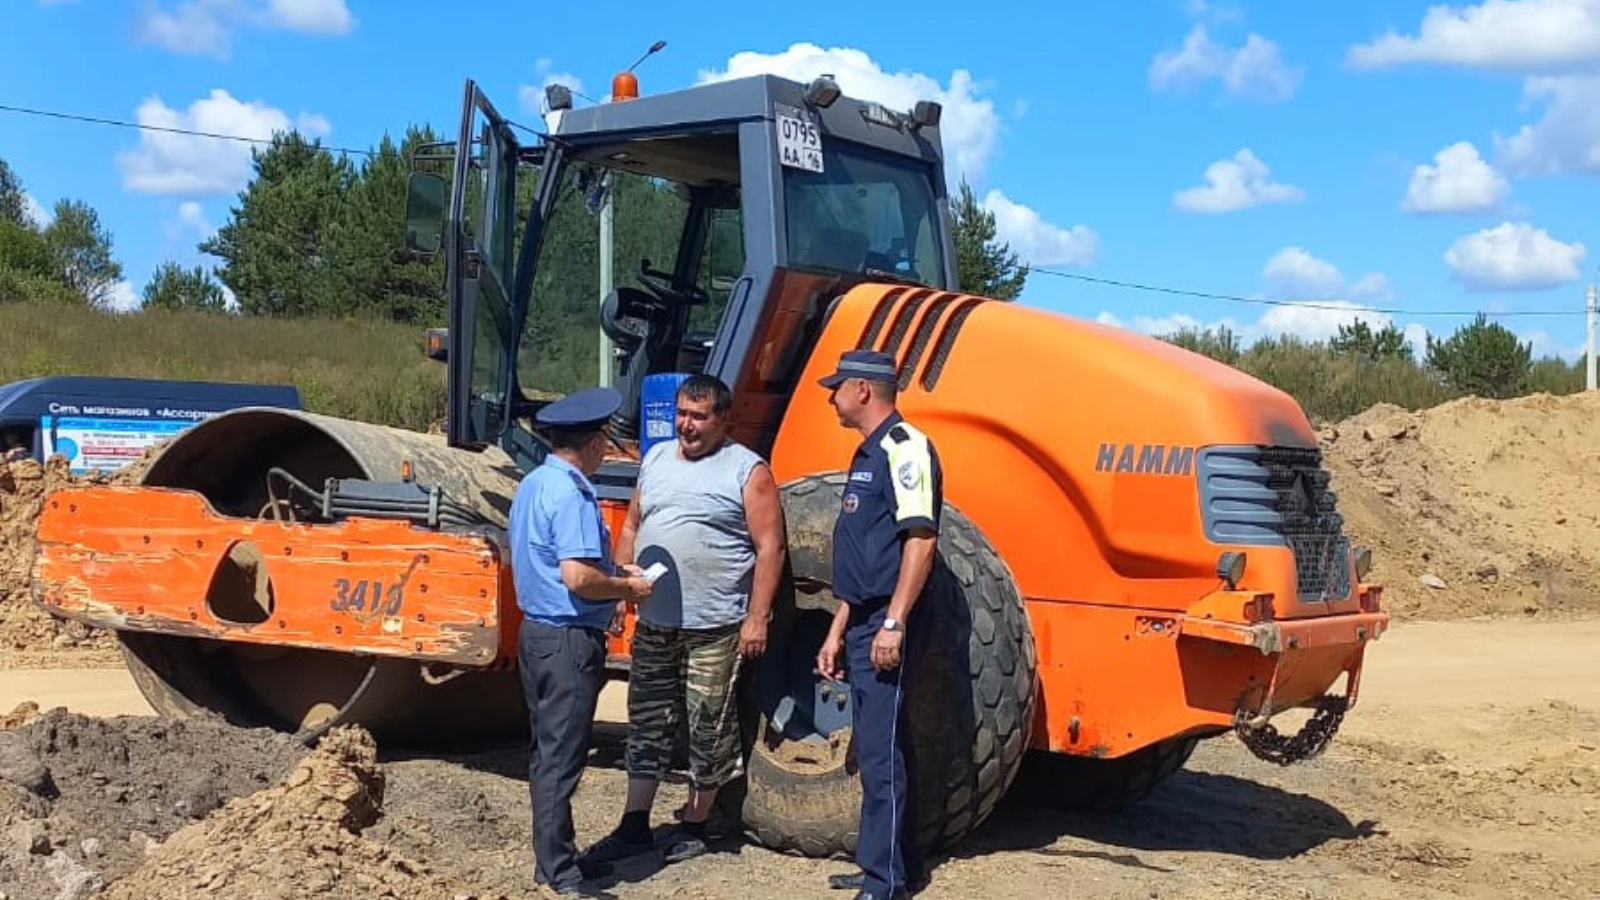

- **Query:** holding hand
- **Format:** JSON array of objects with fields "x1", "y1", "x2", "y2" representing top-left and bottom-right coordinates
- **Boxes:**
[
  {"x1": 816, "y1": 633, "x2": 846, "y2": 682},
  {"x1": 739, "y1": 617, "x2": 769, "y2": 659},
  {"x1": 870, "y1": 627, "x2": 903, "y2": 671}
]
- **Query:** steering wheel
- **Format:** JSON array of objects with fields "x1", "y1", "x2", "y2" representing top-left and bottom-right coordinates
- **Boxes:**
[{"x1": 636, "y1": 260, "x2": 710, "y2": 307}]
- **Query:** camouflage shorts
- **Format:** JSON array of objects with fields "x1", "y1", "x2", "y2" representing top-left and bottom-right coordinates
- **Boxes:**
[{"x1": 626, "y1": 620, "x2": 743, "y2": 790}]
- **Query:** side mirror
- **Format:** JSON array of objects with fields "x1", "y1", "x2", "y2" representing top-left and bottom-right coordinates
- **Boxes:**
[
  {"x1": 424, "y1": 327, "x2": 448, "y2": 362},
  {"x1": 404, "y1": 172, "x2": 447, "y2": 255}
]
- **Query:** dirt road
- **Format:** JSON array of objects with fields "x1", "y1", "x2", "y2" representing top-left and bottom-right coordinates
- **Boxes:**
[
  {"x1": 8, "y1": 615, "x2": 1597, "y2": 730},
  {"x1": 4, "y1": 617, "x2": 1597, "y2": 900}
]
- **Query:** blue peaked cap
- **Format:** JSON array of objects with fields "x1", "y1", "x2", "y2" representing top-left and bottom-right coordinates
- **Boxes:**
[
  {"x1": 818, "y1": 349, "x2": 899, "y2": 389},
  {"x1": 535, "y1": 387, "x2": 622, "y2": 430}
]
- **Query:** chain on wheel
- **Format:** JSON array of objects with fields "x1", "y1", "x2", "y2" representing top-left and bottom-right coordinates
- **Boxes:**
[{"x1": 1234, "y1": 694, "x2": 1349, "y2": 766}]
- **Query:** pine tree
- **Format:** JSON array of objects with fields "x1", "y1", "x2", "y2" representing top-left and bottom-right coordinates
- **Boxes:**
[
  {"x1": 951, "y1": 178, "x2": 1027, "y2": 300},
  {"x1": 1425, "y1": 313, "x2": 1531, "y2": 399},
  {"x1": 0, "y1": 158, "x2": 27, "y2": 227},
  {"x1": 43, "y1": 199, "x2": 122, "y2": 308},
  {"x1": 203, "y1": 133, "x2": 354, "y2": 317},
  {"x1": 326, "y1": 127, "x2": 446, "y2": 323},
  {"x1": 1331, "y1": 319, "x2": 1412, "y2": 362},
  {"x1": 142, "y1": 262, "x2": 228, "y2": 312}
]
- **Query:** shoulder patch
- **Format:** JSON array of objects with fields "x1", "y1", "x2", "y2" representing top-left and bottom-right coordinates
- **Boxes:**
[
  {"x1": 888, "y1": 425, "x2": 910, "y2": 443},
  {"x1": 564, "y1": 468, "x2": 593, "y2": 495}
]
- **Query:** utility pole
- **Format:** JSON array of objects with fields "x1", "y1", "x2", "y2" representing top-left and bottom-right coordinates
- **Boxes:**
[{"x1": 1588, "y1": 278, "x2": 1597, "y2": 391}]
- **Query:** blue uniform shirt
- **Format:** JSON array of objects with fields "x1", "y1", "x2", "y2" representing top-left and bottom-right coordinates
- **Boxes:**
[
  {"x1": 509, "y1": 454, "x2": 617, "y2": 630},
  {"x1": 833, "y1": 412, "x2": 943, "y2": 604}
]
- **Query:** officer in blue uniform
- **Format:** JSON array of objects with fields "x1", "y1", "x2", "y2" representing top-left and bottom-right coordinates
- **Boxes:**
[
  {"x1": 815, "y1": 350, "x2": 943, "y2": 900},
  {"x1": 510, "y1": 387, "x2": 653, "y2": 898}
]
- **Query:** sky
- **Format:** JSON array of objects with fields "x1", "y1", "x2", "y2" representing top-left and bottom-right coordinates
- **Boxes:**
[{"x1": 2, "y1": 0, "x2": 1598, "y2": 360}]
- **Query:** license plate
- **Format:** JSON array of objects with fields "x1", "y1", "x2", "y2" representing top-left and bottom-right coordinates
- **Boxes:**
[{"x1": 776, "y1": 113, "x2": 823, "y2": 173}]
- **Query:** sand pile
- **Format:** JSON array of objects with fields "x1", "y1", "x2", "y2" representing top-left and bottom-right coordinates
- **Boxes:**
[
  {"x1": 0, "y1": 705, "x2": 306, "y2": 899},
  {"x1": 1324, "y1": 392, "x2": 1600, "y2": 620},
  {"x1": 100, "y1": 727, "x2": 506, "y2": 900},
  {"x1": 0, "y1": 457, "x2": 124, "y2": 668}
]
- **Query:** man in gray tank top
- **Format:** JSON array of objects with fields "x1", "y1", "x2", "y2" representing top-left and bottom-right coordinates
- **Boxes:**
[{"x1": 580, "y1": 375, "x2": 786, "y2": 867}]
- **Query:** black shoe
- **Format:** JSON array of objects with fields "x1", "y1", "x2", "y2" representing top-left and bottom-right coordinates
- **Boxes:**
[
  {"x1": 848, "y1": 892, "x2": 908, "y2": 900},
  {"x1": 660, "y1": 827, "x2": 709, "y2": 864},
  {"x1": 828, "y1": 872, "x2": 866, "y2": 890},
  {"x1": 579, "y1": 827, "x2": 653, "y2": 865},
  {"x1": 576, "y1": 859, "x2": 614, "y2": 880},
  {"x1": 830, "y1": 872, "x2": 929, "y2": 894}
]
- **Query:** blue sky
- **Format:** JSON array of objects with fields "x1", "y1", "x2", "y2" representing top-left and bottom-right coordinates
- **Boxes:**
[{"x1": 3, "y1": 0, "x2": 1597, "y2": 359}]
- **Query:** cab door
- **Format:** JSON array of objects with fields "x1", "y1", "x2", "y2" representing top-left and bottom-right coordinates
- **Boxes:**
[{"x1": 440, "y1": 81, "x2": 534, "y2": 450}]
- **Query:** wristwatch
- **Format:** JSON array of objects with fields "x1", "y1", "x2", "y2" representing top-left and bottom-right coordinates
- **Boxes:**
[{"x1": 882, "y1": 616, "x2": 902, "y2": 632}]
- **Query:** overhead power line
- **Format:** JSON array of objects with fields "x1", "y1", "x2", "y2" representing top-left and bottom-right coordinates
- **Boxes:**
[
  {"x1": 0, "y1": 102, "x2": 376, "y2": 157},
  {"x1": 1, "y1": 99, "x2": 1588, "y2": 320},
  {"x1": 1031, "y1": 266, "x2": 1582, "y2": 318}
]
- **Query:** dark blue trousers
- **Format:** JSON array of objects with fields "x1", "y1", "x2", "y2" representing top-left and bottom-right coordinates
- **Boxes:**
[
  {"x1": 846, "y1": 604, "x2": 925, "y2": 897},
  {"x1": 519, "y1": 619, "x2": 607, "y2": 892}
]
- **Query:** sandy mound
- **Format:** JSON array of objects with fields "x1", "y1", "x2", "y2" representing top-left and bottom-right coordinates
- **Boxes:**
[
  {"x1": 0, "y1": 706, "x2": 305, "y2": 899},
  {"x1": 1324, "y1": 392, "x2": 1600, "y2": 620},
  {"x1": 100, "y1": 727, "x2": 503, "y2": 900},
  {"x1": 0, "y1": 452, "x2": 161, "y2": 670}
]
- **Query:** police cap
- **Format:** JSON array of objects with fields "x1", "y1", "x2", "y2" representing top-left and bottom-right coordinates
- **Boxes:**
[
  {"x1": 534, "y1": 387, "x2": 622, "y2": 431},
  {"x1": 818, "y1": 349, "x2": 899, "y2": 389}
]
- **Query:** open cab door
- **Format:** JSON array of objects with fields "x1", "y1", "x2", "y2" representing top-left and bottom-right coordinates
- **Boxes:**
[{"x1": 407, "y1": 80, "x2": 542, "y2": 451}]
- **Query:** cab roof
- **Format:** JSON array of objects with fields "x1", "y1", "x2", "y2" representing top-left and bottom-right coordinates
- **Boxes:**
[{"x1": 552, "y1": 74, "x2": 946, "y2": 170}]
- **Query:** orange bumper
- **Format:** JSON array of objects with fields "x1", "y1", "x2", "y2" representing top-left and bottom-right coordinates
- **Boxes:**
[
  {"x1": 1180, "y1": 610, "x2": 1388, "y2": 656},
  {"x1": 1027, "y1": 587, "x2": 1388, "y2": 757},
  {"x1": 33, "y1": 485, "x2": 509, "y2": 666}
]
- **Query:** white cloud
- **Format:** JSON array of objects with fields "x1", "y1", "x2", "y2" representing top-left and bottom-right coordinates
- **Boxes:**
[
  {"x1": 982, "y1": 190, "x2": 1099, "y2": 267},
  {"x1": 1254, "y1": 302, "x2": 1395, "y2": 343},
  {"x1": 1173, "y1": 148, "x2": 1305, "y2": 213},
  {"x1": 136, "y1": 0, "x2": 354, "y2": 58},
  {"x1": 1403, "y1": 322, "x2": 1431, "y2": 357},
  {"x1": 697, "y1": 43, "x2": 1001, "y2": 183},
  {"x1": 1348, "y1": 0, "x2": 1600, "y2": 72},
  {"x1": 137, "y1": 2, "x2": 229, "y2": 56},
  {"x1": 519, "y1": 58, "x2": 588, "y2": 115},
  {"x1": 1444, "y1": 221, "x2": 1587, "y2": 290},
  {"x1": 1149, "y1": 26, "x2": 1301, "y2": 102},
  {"x1": 1097, "y1": 302, "x2": 1399, "y2": 345},
  {"x1": 1403, "y1": 141, "x2": 1511, "y2": 212},
  {"x1": 1263, "y1": 247, "x2": 1343, "y2": 297},
  {"x1": 1496, "y1": 75, "x2": 1600, "y2": 175},
  {"x1": 106, "y1": 280, "x2": 140, "y2": 313},
  {"x1": 177, "y1": 201, "x2": 210, "y2": 233},
  {"x1": 1184, "y1": 0, "x2": 1246, "y2": 26},
  {"x1": 1523, "y1": 328, "x2": 1588, "y2": 359},
  {"x1": 116, "y1": 89, "x2": 331, "y2": 196},
  {"x1": 1263, "y1": 247, "x2": 1393, "y2": 301},
  {"x1": 20, "y1": 192, "x2": 51, "y2": 228},
  {"x1": 1096, "y1": 310, "x2": 1208, "y2": 336},
  {"x1": 1350, "y1": 272, "x2": 1397, "y2": 301},
  {"x1": 261, "y1": 0, "x2": 352, "y2": 34}
]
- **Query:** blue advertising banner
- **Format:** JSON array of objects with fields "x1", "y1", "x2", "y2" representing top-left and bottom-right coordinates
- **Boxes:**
[{"x1": 40, "y1": 415, "x2": 194, "y2": 474}]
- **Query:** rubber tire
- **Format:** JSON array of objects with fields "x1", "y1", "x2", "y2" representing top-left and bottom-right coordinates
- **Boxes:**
[
  {"x1": 1012, "y1": 735, "x2": 1200, "y2": 811},
  {"x1": 737, "y1": 473, "x2": 1038, "y2": 858}
]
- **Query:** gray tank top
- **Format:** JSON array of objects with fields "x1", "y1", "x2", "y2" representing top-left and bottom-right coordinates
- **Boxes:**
[{"x1": 634, "y1": 438, "x2": 764, "y2": 629}]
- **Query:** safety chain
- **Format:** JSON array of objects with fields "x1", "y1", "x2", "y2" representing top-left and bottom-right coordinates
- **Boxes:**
[{"x1": 1234, "y1": 694, "x2": 1349, "y2": 766}]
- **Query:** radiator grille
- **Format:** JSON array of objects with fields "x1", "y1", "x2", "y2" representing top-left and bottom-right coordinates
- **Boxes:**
[{"x1": 1198, "y1": 446, "x2": 1352, "y2": 602}]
